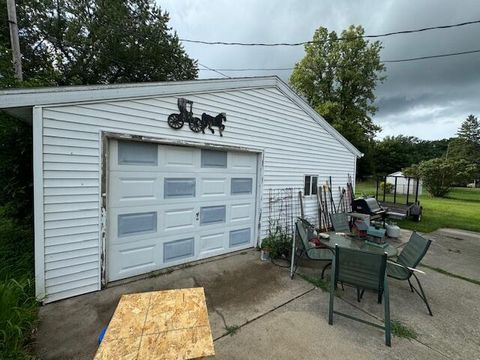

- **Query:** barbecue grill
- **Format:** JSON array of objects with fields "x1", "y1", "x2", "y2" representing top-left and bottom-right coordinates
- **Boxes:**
[{"x1": 351, "y1": 197, "x2": 388, "y2": 221}]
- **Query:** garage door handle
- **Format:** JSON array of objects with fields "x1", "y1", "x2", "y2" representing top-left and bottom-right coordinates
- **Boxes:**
[{"x1": 195, "y1": 212, "x2": 199, "y2": 221}]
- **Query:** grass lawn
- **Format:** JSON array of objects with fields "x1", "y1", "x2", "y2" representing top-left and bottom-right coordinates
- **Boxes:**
[{"x1": 355, "y1": 181, "x2": 480, "y2": 233}]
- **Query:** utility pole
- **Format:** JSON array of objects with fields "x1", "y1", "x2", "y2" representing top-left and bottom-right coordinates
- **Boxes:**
[{"x1": 7, "y1": 0, "x2": 23, "y2": 81}]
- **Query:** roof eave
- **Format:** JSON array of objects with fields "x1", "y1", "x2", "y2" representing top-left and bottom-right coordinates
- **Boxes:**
[
  {"x1": 0, "y1": 76, "x2": 278, "y2": 109},
  {"x1": 0, "y1": 75, "x2": 362, "y2": 157}
]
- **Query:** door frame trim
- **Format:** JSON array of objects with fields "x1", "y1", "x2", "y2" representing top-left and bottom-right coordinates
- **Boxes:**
[{"x1": 99, "y1": 130, "x2": 264, "y2": 287}]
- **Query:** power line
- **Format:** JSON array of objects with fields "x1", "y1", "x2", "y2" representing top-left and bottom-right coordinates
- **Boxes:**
[
  {"x1": 181, "y1": 19, "x2": 480, "y2": 46},
  {"x1": 383, "y1": 48, "x2": 480, "y2": 63},
  {"x1": 199, "y1": 67, "x2": 292, "y2": 72},
  {"x1": 197, "y1": 48, "x2": 480, "y2": 72},
  {"x1": 197, "y1": 62, "x2": 230, "y2": 78}
]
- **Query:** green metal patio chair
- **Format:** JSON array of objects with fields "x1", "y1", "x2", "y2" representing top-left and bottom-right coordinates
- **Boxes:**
[
  {"x1": 387, "y1": 231, "x2": 433, "y2": 316},
  {"x1": 290, "y1": 218, "x2": 332, "y2": 279},
  {"x1": 330, "y1": 212, "x2": 350, "y2": 233},
  {"x1": 328, "y1": 246, "x2": 391, "y2": 346}
]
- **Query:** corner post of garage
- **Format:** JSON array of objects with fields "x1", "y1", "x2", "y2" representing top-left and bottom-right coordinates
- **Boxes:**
[
  {"x1": 99, "y1": 132, "x2": 109, "y2": 288},
  {"x1": 33, "y1": 106, "x2": 46, "y2": 300}
]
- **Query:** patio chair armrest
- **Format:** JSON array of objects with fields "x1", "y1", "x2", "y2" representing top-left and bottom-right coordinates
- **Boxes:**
[
  {"x1": 387, "y1": 260, "x2": 425, "y2": 275},
  {"x1": 305, "y1": 245, "x2": 329, "y2": 252}
]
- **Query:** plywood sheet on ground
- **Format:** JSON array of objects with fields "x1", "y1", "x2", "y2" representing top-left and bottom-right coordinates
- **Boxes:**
[{"x1": 95, "y1": 287, "x2": 214, "y2": 359}]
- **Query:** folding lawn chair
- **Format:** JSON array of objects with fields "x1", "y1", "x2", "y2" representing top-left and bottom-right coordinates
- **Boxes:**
[
  {"x1": 330, "y1": 212, "x2": 350, "y2": 233},
  {"x1": 387, "y1": 231, "x2": 433, "y2": 316},
  {"x1": 328, "y1": 246, "x2": 391, "y2": 346},
  {"x1": 290, "y1": 218, "x2": 332, "y2": 279}
]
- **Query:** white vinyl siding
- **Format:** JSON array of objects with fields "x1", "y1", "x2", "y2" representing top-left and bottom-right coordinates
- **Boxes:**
[{"x1": 39, "y1": 86, "x2": 356, "y2": 302}]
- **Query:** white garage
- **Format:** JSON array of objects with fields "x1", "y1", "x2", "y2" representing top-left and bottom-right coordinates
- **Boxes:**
[
  {"x1": 107, "y1": 140, "x2": 258, "y2": 281},
  {"x1": 0, "y1": 76, "x2": 361, "y2": 302}
]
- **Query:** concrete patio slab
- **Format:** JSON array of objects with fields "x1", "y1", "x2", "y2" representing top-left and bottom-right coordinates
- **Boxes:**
[
  {"x1": 422, "y1": 228, "x2": 480, "y2": 281},
  {"x1": 33, "y1": 250, "x2": 313, "y2": 360},
  {"x1": 214, "y1": 288, "x2": 443, "y2": 360},
  {"x1": 34, "y1": 228, "x2": 480, "y2": 360},
  {"x1": 216, "y1": 273, "x2": 480, "y2": 359}
]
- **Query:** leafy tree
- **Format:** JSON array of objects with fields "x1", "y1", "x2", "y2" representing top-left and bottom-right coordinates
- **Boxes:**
[
  {"x1": 412, "y1": 138, "x2": 450, "y2": 163},
  {"x1": 0, "y1": 0, "x2": 198, "y2": 86},
  {"x1": 374, "y1": 135, "x2": 418, "y2": 175},
  {"x1": 1, "y1": 0, "x2": 67, "y2": 87},
  {"x1": 290, "y1": 25, "x2": 386, "y2": 176},
  {"x1": 0, "y1": 0, "x2": 198, "y2": 218},
  {"x1": 448, "y1": 114, "x2": 480, "y2": 185},
  {"x1": 448, "y1": 137, "x2": 479, "y2": 165},
  {"x1": 373, "y1": 136, "x2": 450, "y2": 175},
  {"x1": 404, "y1": 158, "x2": 476, "y2": 197},
  {"x1": 0, "y1": 114, "x2": 32, "y2": 222}
]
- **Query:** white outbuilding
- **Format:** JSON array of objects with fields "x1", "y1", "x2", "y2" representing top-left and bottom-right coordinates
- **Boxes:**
[
  {"x1": 386, "y1": 171, "x2": 423, "y2": 195},
  {"x1": 0, "y1": 76, "x2": 361, "y2": 303}
]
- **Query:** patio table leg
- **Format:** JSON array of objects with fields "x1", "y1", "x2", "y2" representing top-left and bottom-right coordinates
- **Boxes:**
[
  {"x1": 384, "y1": 276, "x2": 391, "y2": 347},
  {"x1": 328, "y1": 257, "x2": 336, "y2": 325}
]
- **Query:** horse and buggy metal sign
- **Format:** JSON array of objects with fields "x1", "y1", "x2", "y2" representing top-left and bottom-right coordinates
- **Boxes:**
[{"x1": 167, "y1": 98, "x2": 227, "y2": 136}]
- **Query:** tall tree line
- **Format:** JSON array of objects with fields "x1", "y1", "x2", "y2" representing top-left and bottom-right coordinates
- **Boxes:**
[
  {"x1": 0, "y1": 0, "x2": 198, "y2": 87},
  {"x1": 290, "y1": 25, "x2": 385, "y2": 177},
  {"x1": 0, "y1": 0, "x2": 198, "y2": 219},
  {"x1": 372, "y1": 136, "x2": 450, "y2": 176}
]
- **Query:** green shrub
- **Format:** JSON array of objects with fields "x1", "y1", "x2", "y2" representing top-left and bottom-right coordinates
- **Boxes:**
[
  {"x1": 261, "y1": 220, "x2": 292, "y2": 259},
  {"x1": 0, "y1": 113, "x2": 37, "y2": 358},
  {"x1": 405, "y1": 158, "x2": 476, "y2": 197},
  {"x1": 0, "y1": 211, "x2": 33, "y2": 280},
  {"x1": 0, "y1": 209, "x2": 37, "y2": 359},
  {"x1": 0, "y1": 279, "x2": 37, "y2": 358},
  {"x1": 261, "y1": 235, "x2": 291, "y2": 259},
  {"x1": 380, "y1": 181, "x2": 393, "y2": 194}
]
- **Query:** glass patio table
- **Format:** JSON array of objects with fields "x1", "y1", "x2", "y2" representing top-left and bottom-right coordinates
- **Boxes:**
[{"x1": 319, "y1": 232, "x2": 398, "y2": 258}]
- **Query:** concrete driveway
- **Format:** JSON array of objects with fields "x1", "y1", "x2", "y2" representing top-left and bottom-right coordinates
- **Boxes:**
[{"x1": 34, "y1": 229, "x2": 480, "y2": 359}]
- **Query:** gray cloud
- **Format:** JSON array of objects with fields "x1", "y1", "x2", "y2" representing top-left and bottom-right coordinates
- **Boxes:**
[{"x1": 159, "y1": 0, "x2": 480, "y2": 139}]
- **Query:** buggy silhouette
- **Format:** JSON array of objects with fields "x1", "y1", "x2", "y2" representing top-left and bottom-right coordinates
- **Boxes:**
[{"x1": 167, "y1": 98, "x2": 203, "y2": 132}]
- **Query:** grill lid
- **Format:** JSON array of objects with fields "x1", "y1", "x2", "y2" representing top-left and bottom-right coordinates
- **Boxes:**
[{"x1": 363, "y1": 198, "x2": 382, "y2": 212}]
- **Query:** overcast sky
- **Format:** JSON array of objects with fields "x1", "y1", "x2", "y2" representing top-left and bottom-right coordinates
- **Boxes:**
[{"x1": 159, "y1": 0, "x2": 480, "y2": 140}]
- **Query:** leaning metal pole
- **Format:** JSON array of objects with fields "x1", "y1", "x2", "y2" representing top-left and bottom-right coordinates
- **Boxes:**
[{"x1": 290, "y1": 221, "x2": 296, "y2": 278}]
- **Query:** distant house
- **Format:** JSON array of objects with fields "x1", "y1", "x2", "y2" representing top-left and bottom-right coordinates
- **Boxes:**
[
  {"x1": 386, "y1": 171, "x2": 422, "y2": 195},
  {"x1": 0, "y1": 76, "x2": 361, "y2": 303}
]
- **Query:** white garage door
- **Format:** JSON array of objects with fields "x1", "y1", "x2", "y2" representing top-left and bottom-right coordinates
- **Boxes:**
[{"x1": 107, "y1": 139, "x2": 258, "y2": 282}]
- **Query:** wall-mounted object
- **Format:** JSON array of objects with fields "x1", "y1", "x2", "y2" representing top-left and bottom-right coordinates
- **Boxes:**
[
  {"x1": 168, "y1": 98, "x2": 227, "y2": 136},
  {"x1": 200, "y1": 112, "x2": 226, "y2": 136},
  {"x1": 167, "y1": 98, "x2": 203, "y2": 132}
]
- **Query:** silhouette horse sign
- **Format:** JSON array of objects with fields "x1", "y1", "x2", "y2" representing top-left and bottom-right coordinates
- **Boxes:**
[
  {"x1": 201, "y1": 112, "x2": 227, "y2": 136},
  {"x1": 167, "y1": 98, "x2": 227, "y2": 136}
]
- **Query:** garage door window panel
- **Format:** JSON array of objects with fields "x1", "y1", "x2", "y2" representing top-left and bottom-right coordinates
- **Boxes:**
[
  {"x1": 200, "y1": 205, "x2": 226, "y2": 225},
  {"x1": 118, "y1": 141, "x2": 158, "y2": 166},
  {"x1": 164, "y1": 238, "x2": 194, "y2": 263},
  {"x1": 201, "y1": 149, "x2": 227, "y2": 168},
  {"x1": 231, "y1": 178, "x2": 253, "y2": 195},
  {"x1": 164, "y1": 178, "x2": 196, "y2": 198},
  {"x1": 118, "y1": 212, "x2": 157, "y2": 237},
  {"x1": 229, "y1": 228, "x2": 251, "y2": 247}
]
